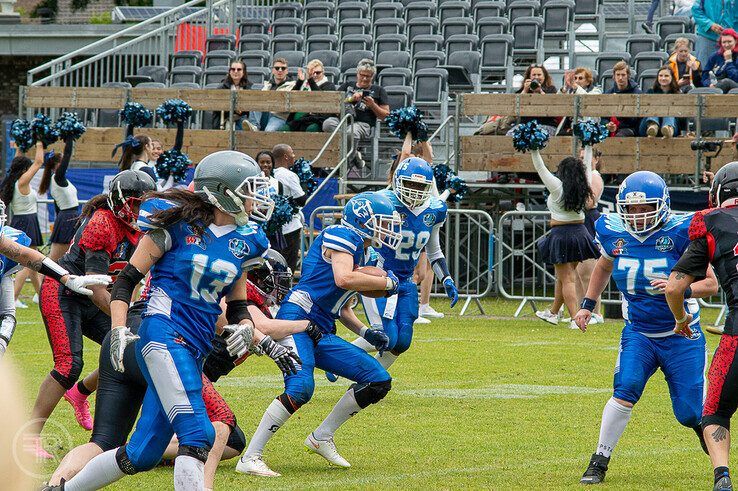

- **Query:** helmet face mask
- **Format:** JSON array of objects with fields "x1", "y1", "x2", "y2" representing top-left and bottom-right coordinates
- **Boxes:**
[
  {"x1": 248, "y1": 250, "x2": 292, "y2": 305},
  {"x1": 233, "y1": 175, "x2": 274, "y2": 223},
  {"x1": 369, "y1": 211, "x2": 403, "y2": 250},
  {"x1": 393, "y1": 157, "x2": 434, "y2": 209},
  {"x1": 107, "y1": 170, "x2": 157, "y2": 230},
  {"x1": 616, "y1": 171, "x2": 670, "y2": 236}
]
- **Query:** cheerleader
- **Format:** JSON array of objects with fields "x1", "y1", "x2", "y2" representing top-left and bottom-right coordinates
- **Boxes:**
[
  {"x1": 38, "y1": 137, "x2": 80, "y2": 261},
  {"x1": 0, "y1": 142, "x2": 44, "y2": 306},
  {"x1": 116, "y1": 134, "x2": 154, "y2": 178},
  {"x1": 256, "y1": 150, "x2": 287, "y2": 252}
]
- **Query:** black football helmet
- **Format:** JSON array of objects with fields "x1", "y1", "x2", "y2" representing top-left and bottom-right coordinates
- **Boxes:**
[
  {"x1": 107, "y1": 170, "x2": 157, "y2": 228},
  {"x1": 248, "y1": 249, "x2": 292, "y2": 305},
  {"x1": 710, "y1": 161, "x2": 738, "y2": 208}
]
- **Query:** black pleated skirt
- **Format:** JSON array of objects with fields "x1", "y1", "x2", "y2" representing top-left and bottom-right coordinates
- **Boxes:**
[{"x1": 537, "y1": 223, "x2": 601, "y2": 265}]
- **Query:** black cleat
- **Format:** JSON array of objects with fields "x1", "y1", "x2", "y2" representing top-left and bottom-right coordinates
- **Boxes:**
[
  {"x1": 715, "y1": 474, "x2": 733, "y2": 491},
  {"x1": 580, "y1": 454, "x2": 609, "y2": 485},
  {"x1": 695, "y1": 426, "x2": 710, "y2": 455},
  {"x1": 39, "y1": 479, "x2": 64, "y2": 490}
]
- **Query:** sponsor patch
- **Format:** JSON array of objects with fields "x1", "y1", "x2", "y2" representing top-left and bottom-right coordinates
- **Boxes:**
[
  {"x1": 655, "y1": 235, "x2": 674, "y2": 252},
  {"x1": 229, "y1": 238, "x2": 250, "y2": 259},
  {"x1": 611, "y1": 237, "x2": 627, "y2": 256},
  {"x1": 186, "y1": 235, "x2": 206, "y2": 249},
  {"x1": 423, "y1": 213, "x2": 436, "y2": 227}
]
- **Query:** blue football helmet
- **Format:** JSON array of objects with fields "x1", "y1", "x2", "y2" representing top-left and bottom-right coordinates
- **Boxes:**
[
  {"x1": 342, "y1": 191, "x2": 403, "y2": 249},
  {"x1": 393, "y1": 157, "x2": 434, "y2": 209},
  {"x1": 616, "y1": 171, "x2": 670, "y2": 235}
]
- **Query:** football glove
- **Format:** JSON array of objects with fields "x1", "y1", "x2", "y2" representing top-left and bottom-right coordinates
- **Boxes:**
[
  {"x1": 385, "y1": 270, "x2": 399, "y2": 297},
  {"x1": 64, "y1": 274, "x2": 112, "y2": 296},
  {"x1": 256, "y1": 335, "x2": 302, "y2": 376},
  {"x1": 305, "y1": 321, "x2": 323, "y2": 345},
  {"x1": 110, "y1": 326, "x2": 139, "y2": 373},
  {"x1": 363, "y1": 328, "x2": 390, "y2": 354},
  {"x1": 222, "y1": 323, "x2": 254, "y2": 359},
  {"x1": 443, "y1": 277, "x2": 459, "y2": 308}
]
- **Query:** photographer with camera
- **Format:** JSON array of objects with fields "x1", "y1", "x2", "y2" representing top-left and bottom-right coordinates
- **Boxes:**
[
  {"x1": 506, "y1": 64, "x2": 559, "y2": 137},
  {"x1": 322, "y1": 58, "x2": 390, "y2": 168}
]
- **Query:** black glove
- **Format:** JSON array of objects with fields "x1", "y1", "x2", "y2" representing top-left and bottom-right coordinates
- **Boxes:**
[
  {"x1": 363, "y1": 328, "x2": 390, "y2": 354},
  {"x1": 258, "y1": 336, "x2": 302, "y2": 376},
  {"x1": 305, "y1": 321, "x2": 323, "y2": 345},
  {"x1": 203, "y1": 335, "x2": 237, "y2": 382}
]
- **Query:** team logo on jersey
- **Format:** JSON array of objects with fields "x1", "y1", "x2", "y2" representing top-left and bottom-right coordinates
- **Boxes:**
[
  {"x1": 687, "y1": 330, "x2": 702, "y2": 341},
  {"x1": 423, "y1": 213, "x2": 436, "y2": 227},
  {"x1": 229, "y1": 238, "x2": 251, "y2": 259},
  {"x1": 655, "y1": 235, "x2": 674, "y2": 252},
  {"x1": 611, "y1": 238, "x2": 627, "y2": 256},
  {"x1": 186, "y1": 235, "x2": 206, "y2": 249},
  {"x1": 351, "y1": 199, "x2": 373, "y2": 220}
]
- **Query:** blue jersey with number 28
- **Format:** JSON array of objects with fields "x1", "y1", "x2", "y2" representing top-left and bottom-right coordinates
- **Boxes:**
[
  {"x1": 374, "y1": 188, "x2": 447, "y2": 281},
  {"x1": 137, "y1": 198, "x2": 270, "y2": 355},
  {"x1": 595, "y1": 213, "x2": 698, "y2": 334}
]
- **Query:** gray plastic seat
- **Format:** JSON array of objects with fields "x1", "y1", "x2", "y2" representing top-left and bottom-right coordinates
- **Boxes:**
[
  {"x1": 340, "y1": 34, "x2": 373, "y2": 54},
  {"x1": 442, "y1": 17, "x2": 475, "y2": 40},
  {"x1": 273, "y1": 51, "x2": 305, "y2": 68},
  {"x1": 271, "y1": 34, "x2": 303, "y2": 54},
  {"x1": 171, "y1": 51, "x2": 202, "y2": 69},
  {"x1": 474, "y1": 1, "x2": 504, "y2": 21},
  {"x1": 374, "y1": 18, "x2": 405, "y2": 37},
  {"x1": 340, "y1": 50, "x2": 374, "y2": 72},
  {"x1": 438, "y1": 1, "x2": 471, "y2": 23},
  {"x1": 204, "y1": 50, "x2": 237, "y2": 69},
  {"x1": 340, "y1": 18, "x2": 372, "y2": 37},
  {"x1": 384, "y1": 85, "x2": 414, "y2": 109},
  {"x1": 599, "y1": 69, "x2": 614, "y2": 92},
  {"x1": 408, "y1": 17, "x2": 439, "y2": 41},
  {"x1": 377, "y1": 50, "x2": 412, "y2": 69},
  {"x1": 445, "y1": 50, "x2": 481, "y2": 90},
  {"x1": 305, "y1": 18, "x2": 336, "y2": 37},
  {"x1": 446, "y1": 34, "x2": 479, "y2": 57},
  {"x1": 239, "y1": 34, "x2": 269, "y2": 52},
  {"x1": 137, "y1": 65, "x2": 168, "y2": 84},
  {"x1": 480, "y1": 34, "x2": 514, "y2": 90},
  {"x1": 337, "y1": 2, "x2": 369, "y2": 23},
  {"x1": 656, "y1": 16, "x2": 692, "y2": 45},
  {"x1": 201, "y1": 67, "x2": 229, "y2": 87},
  {"x1": 239, "y1": 19, "x2": 269, "y2": 36},
  {"x1": 626, "y1": 34, "x2": 662, "y2": 58},
  {"x1": 303, "y1": 1, "x2": 333, "y2": 20},
  {"x1": 206, "y1": 35, "x2": 235, "y2": 52},
  {"x1": 170, "y1": 66, "x2": 202, "y2": 85},
  {"x1": 410, "y1": 34, "x2": 444, "y2": 57},
  {"x1": 306, "y1": 34, "x2": 338, "y2": 53},
  {"x1": 633, "y1": 51, "x2": 670, "y2": 76},
  {"x1": 412, "y1": 50, "x2": 446, "y2": 72},
  {"x1": 476, "y1": 16, "x2": 509, "y2": 37},
  {"x1": 375, "y1": 34, "x2": 408, "y2": 56},
  {"x1": 307, "y1": 49, "x2": 340, "y2": 68},
  {"x1": 272, "y1": 18, "x2": 303, "y2": 36},
  {"x1": 372, "y1": 2, "x2": 404, "y2": 20},
  {"x1": 511, "y1": 16, "x2": 544, "y2": 61},
  {"x1": 240, "y1": 50, "x2": 270, "y2": 68},
  {"x1": 272, "y1": 2, "x2": 302, "y2": 20},
  {"x1": 405, "y1": 1, "x2": 436, "y2": 21},
  {"x1": 594, "y1": 52, "x2": 631, "y2": 77},
  {"x1": 507, "y1": 0, "x2": 539, "y2": 23},
  {"x1": 248, "y1": 67, "x2": 271, "y2": 86},
  {"x1": 378, "y1": 67, "x2": 413, "y2": 87},
  {"x1": 542, "y1": 0, "x2": 574, "y2": 37},
  {"x1": 413, "y1": 68, "x2": 448, "y2": 102}
]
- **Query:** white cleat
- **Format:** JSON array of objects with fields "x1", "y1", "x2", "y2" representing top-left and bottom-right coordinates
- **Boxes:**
[
  {"x1": 14, "y1": 299, "x2": 28, "y2": 309},
  {"x1": 419, "y1": 304, "x2": 444, "y2": 319},
  {"x1": 590, "y1": 313, "x2": 604, "y2": 324},
  {"x1": 235, "y1": 455, "x2": 281, "y2": 477},
  {"x1": 535, "y1": 309, "x2": 559, "y2": 325},
  {"x1": 414, "y1": 316, "x2": 431, "y2": 325},
  {"x1": 568, "y1": 320, "x2": 582, "y2": 330},
  {"x1": 305, "y1": 433, "x2": 351, "y2": 468}
]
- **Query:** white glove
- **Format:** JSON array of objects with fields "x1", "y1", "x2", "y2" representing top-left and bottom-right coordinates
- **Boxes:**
[
  {"x1": 110, "y1": 326, "x2": 139, "y2": 373},
  {"x1": 221, "y1": 323, "x2": 254, "y2": 358},
  {"x1": 64, "y1": 274, "x2": 112, "y2": 296}
]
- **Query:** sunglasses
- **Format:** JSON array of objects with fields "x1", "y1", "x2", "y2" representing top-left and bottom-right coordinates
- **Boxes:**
[
  {"x1": 273, "y1": 66, "x2": 287, "y2": 71},
  {"x1": 312, "y1": 71, "x2": 323, "y2": 75},
  {"x1": 229, "y1": 67, "x2": 243, "y2": 72}
]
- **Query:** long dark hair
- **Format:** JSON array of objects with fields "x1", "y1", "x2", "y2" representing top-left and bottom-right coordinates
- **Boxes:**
[
  {"x1": 557, "y1": 157, "x2": 593, "y2": 213},
  {"x1": 0, "y1": 156, "x2": 33, "y2": 205},
  {"x1": 79, "y1": 194, "x2": 111, "y2": 220},
  {"x1": 145, "y1": 189, "x2": 215, "y2": 237},
  {"x1": 38, "y1": 152, "x2": 62, "y2": 195},
  {"x1": 521, "y1": 64, "x2": 554, "y2": 88},
  {"x1": 225, "y1": 61, "x2": 250, "y2": 88},
  {"x1": 255, "y1": 150, "x2": 275, "y2": 177},
  {"x1": 119, "y1": 135, "x2": 151, "y2": 171},
  {"x1": 652, "y1": 65, "x2": 680, "y2": 94}
]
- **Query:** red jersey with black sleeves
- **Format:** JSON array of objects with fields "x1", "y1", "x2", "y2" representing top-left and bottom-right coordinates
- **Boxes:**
[
  {"x1": 674, "y1": 207, "x2": 738, "y2": 334},
  {"x1": 58, "y1": 208, "x2": 141, "y2": 281}
]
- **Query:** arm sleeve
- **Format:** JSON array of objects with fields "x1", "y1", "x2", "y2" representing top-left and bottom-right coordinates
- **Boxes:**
[
  {"x1": 691, "y1": 1, "x2": 714, "y2": 33},
  {"x1": 582, "y1": 145, "x2": 593, "y2": 184},
  {"x1": 425, "y1": 222, "x2": 444, "y2": 263},
  {"x1": 531, "y1": 149, "x2": 563, "y2": 201},
  {"x1": 672, "y1": 237, "x2": 711, "y2": 280},
  {"x1": 0, "y1": 275, "x2": 15, "y2": 317},
  {"x1": 53, "y1": 139, "x2": 74, "y2": 187},
  {"x1": 173, "y1": 121, "x2": 184, "y2": 153}
]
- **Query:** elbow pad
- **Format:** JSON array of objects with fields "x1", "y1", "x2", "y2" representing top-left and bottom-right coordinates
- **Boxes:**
[
  {"x1": 431, "y1": 257, "x2": 451, "y2": 281},
  {"x1": 226, "y1": 299, "x2": 252, "y2": 325},
  {"x1": 111, "y1": 264, "x2": 145, "y2": 303}
]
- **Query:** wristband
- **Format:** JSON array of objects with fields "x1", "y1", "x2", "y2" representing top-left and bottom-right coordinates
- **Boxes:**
[
  {"x1": 359, "y1": 326, "x2": 368, "y2": 338},
  {"x1": 580, "y1": 297, "x2": 597, "y2": 312},
  {"x1": 675, "y1": 312, "x2": 689, "y2": 324},
  {"x1": 684, "y1": 286, "x2": 693, "y2": 299},
  {"x1": 385, "y1": 277, "x2": 394, "y2": 291},
  {"x1": 39, "y1": 257, "x2": 70, "y2": 283}
]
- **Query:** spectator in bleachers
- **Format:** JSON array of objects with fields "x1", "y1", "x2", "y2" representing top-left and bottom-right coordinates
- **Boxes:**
[
  {"x1": 506, "y1": 64, "x2": 558, "y2": 137},
  {"x1": 603, "y1": 61, "x2": 642, "y2": 137},
  {"x1": 640, "y1": 66, "x2": 682, "y2": 138},
  {"x1": 642, "y1": 0, "x2": 661, "y2": 33},
  {"x1": 673, "y1": 0, "x2": 695, "y2": 17},
  {"x1": 284, "y1": 60, "x2": 337, "y2": 132},
  {"x1": 211, "y1": 60, "x2": 253, "y2": 130},
  {"x1": 271, "y1": 144, "x2": 307, "y2": 272},
  {"x1": 668, "y1": 38, "x2": 704, "y2": 91},
  {"x1": 323, "y1": 58, "x2": 390, "y2": 168},
  {"x1": 251, "y1": 57, "x2": 297, "y2": 132},
  {"x1": 701, "y1": 29, "x2": 738, "y2": 92},
  {"x1": 557, "y1": 68, "x2": 601, "y2": 134},
  {"x1": 692, "y1": 0, "x2": 738, "y2": 66}
]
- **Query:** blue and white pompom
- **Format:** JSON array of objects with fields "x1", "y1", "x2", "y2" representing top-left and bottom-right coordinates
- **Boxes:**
[
  {"x1": 10, "y1": 119, "x2": 34, "y2": 153},
  {"x1": 433, "y1": 164, "x2": 454, "y2": 192},
  {"x1": 120, "y1": 102, "x2": 152, "y2": 128},
  {"x1": 156, "y1": 99, "x2": 192, "y2": 126},
  {"x1": 261, "y1": 193, "x2": 297, "y2": 236},
  {"x1": 385, "y1": 105, "x2": 429, "y2": 142},
  {"x1": 55, "y1": 112, "x2": 86, "y2": 141},
  {"x1": 31, "y1": 114, "x2": 60, "y2": 147},
  {"x1": 156, "y1": 150, "x2": 191, "y2": 182},
  {"x1": 573, "y1": 120, "x2": 608, "y2": 147},
  {"x1": 290, "y1": 157, "x2": 318, "y2": 195},
  {"x1": 433, "y1": 164, "x2": 468, "y2": 203},
  {"x1": 512, "y1": 120, "x2": 550, "y2": 153}
]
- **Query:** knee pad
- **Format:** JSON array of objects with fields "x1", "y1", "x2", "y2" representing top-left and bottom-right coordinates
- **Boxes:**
[
  {"x1": 50, "y1": 355, "x2": 84, "y2": 390},
  {"x1": 351, "y1": 379, "x2": 392, "y2": 409},
  {"x1": 115, "y1": 447, "x2": 140, "y2": 475},
  {"x1": 226, "y1": 424, "x2": 247, "y2": 454},
  {"x1": 283, "y1": 378, "x2": 315, "y2": 409},
  {"x1": 177, "y1": 445, "x2": 210, "y2": 465}
]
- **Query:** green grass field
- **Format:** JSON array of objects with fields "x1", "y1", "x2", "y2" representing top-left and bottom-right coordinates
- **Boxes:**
[{"x1": 9, "y1": 294, "x2": 726, "y2": 490}]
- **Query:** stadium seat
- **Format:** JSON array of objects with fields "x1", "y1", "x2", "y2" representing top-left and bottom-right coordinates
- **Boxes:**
[
  {"x1": 241, "y1": 50, "x2": 270, "y2": 68},
  {"x1": 414, "y1": 67, "x2": 448, "y2": 102},
  {"x1": 442, "y1": 17, "x2": 475, "y2": 40},
  {"x1": 340, "y1": 34, "x2": 373, "y2": 54},
  {"x1": 594, "y1": 52, "x2": 631, "y2": 78},
  {"x1": 171, "y1": 66, "x2": 202, "y2": 85},
  {"x1": 202, "y1": 83, "x2": 222, "y2": 90},
  {"x1": 378, "y1": 67, "x2": 413, "y2": 87},
  {"x1": 206, "y1": 35, "x2": 236, "y2": 52},
  {"x1": 663, "y1": 33, "x2": 696, "y2": 52},
  {"x1": 323, "y1": 66, "x2": 341, "y2": 83},
  {"x1": 574, "y1": 0, "x2": 598, "y2": 16},
  {"x1": 442, "y1": 50, "x2": 481, "y2": 91},
  {"x1": 689, "y1": 87, "x2": 731, "y2": 134},
  {"x1": 476, "y1": 16, "x2": 509, "y2": 38},
  {"x1": 375, "y1": 34, "x2": 408, "y2": 56},
  {"x1": 480, "y1": 34, "x2": 514, "y2": 91},
  {"x1": 239, "y1": 19, "x2": 269, "y2": 36},
  {"x1": 372, "y1": 2, "x2": 404, "y2": 20},
  {"x1": 204, "y1": 50, "x2": 237, "y2": 69},
  {"x1": 507, "y1": 0, "x2": 539, "y2": 23},
  {"x1": 341, "y1": 68, "x2": 358, "y2": 84},
  {"x1": 135, "y1": 82, "x2": 166, "y2": 89},
  {"x1": 171, "y1": 51, "x2": 203, "y2": 69},
  {"x1": 99, "y1": 82, "x2": 130, "y2": 126},
  {"x1": 306, "y1": 34, "x2": 338, "y2": 53},
  {"x1": 542, "y1": 0, "x2": 574, "y2": 64},
  {"x1": 303, "y1": 1, "x2": 334, "y2": 20},
  {"x1": 273, "y1": 50, "x2": 305, "y2": 68},
  {"x1": 633, "y1": 51, "x2": 670, "y2": 76},
  {"x1": 272, "y1": 18, "x2": 303, "y2": 36},
  {"x1": 655, "y1": 16, "x2": 692, "y2": 43},
  {"x1": 271, "y1": 34, "x2": 303, "y2": 54},
  {"x1": 438, "y1": 1, "x2": 471, "y2": 23},
  {"x1": 412, "y1": 51, "x2": 446, "y2": 72},
  {"x1": 511, "y1": 17, "x2": 544, "y2": 64},
  {"x1": 305, "y1": 18, "x2": 336, "y2": 37},
  {"x1": 384, "y1": 85, "x2": 414, "y2": 109},
  {"x1": 638, "y1": 68, "x2": 659, "y2": 91},
  {"x1": 136, "y1": 65, "x2": 168, "y2": 84},
  {"x1": 239, "y1": 34, "x2": 270, "y2": 52},
  {"x1": 599, "y1": 69, "x2": 614, "y2": 92},
  {"x1": 473, "y1": 1, "x2": 505, "y2": 21},
  {"x1": 405, "y1": 1, "x2": 436, "y2": 21},
  {"x1": 340, "y1": 50, "x2": 373, "y2": 72},
  {"x1": 410, "y1": 34, "x2": 445, "y2": 57},
  {"x1": 572, "y1": 0, "x2": 603, "y2": 46},
  {"x1": 169, "y1": 82, "x2": 200, "y2": 89},
  {"x1": 337, "y1": 2, "x2": 369, "y2": 23},
  {"x1": 374, "y1": 18, "x2": 405, "y2": 38},
  {"x1": 272, "y1": 2, "x2": 302, "y2": 20},
  {"x1": 446, "y1": 34, "x2": 480, "y2": 57},
  {"x1": 307, "y1": 49, "x2": 340, "y2": 68},
  {"x1": 247, "y1": 67, "x2": 271, "y2": 86},
  {"x1": 377, "y1": 50, "x2": 412, "y2": 69},
  {"x1": 202, "y1": 67, "x2": 229, "y2": 87},
  {"x1": 340, "y1": 18, "x2": 372, "y2": 37},
  {"x1": 626, "y1": 34, "x2": 661, "y2": 58},
  {"x1": 408, "y1": 17, "x2": 440, "y2": 41}
]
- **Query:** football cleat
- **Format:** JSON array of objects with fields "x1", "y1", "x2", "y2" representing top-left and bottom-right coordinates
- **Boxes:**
[
  {"x1": 235, "y1": 455, "x2": 281, "y2": 477},
  {"x1": 414, "y1": 316, "x2": 431, "y2": 325},
  {"x1": 325, "y1": 371, "x2": 339, "y2": 383},
  {"x1": 419, "y1": 304, "x2": 444, "y2": 319},
  {"x1": 535, "y1": 309, "x2": 560, "y2": 325},
  {"x1": 305, "y1": 433, "x2": 351, "y2": 468},
  {"x1": 715, "y1": 474, "x2": 733, "y2": 491},
  {"x1": 580, "y1": 453, "x2": 609, "y2": 484},
  {"x1": 63, "y1": 385, "x2": 93, "y2": 431},
  {"x1": 590, "y1": 313, "x2": 605, "y2": 324}
]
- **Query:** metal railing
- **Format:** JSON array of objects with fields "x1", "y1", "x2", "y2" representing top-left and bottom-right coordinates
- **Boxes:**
[{"x1": 304, "y1": 113, "x2": 353, "y2": 207}]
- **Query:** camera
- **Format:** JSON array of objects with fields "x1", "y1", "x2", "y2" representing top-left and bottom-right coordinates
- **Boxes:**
[
  {"x1": 691, "y1": 140, "x2": 723, "y2": 153},
  {"x1": 529, "y1": 80, "x2": 540, "y2": 91}
]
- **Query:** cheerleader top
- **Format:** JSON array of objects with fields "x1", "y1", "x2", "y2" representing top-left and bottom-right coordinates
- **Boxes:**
[
  {"x1": 50, "y1": 139, "x2": 79, "y2": 210},
  {"x1": 12, "y1": 182, "x2": 37, "y2": 215},
  {"x1": 532, "y1": 145, "x2": 593, "y2": 222}
]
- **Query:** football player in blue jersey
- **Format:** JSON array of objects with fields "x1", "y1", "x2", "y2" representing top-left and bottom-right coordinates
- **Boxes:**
[
  {"x1": 237, "y1": 191, "x2": 403, "y2": 477},
  {"x1": 573, "y1": 171, "x2": 718, "y2": 485},
  {"x1": 59, "y1": 151, "x2": 301, "y2": 491}
]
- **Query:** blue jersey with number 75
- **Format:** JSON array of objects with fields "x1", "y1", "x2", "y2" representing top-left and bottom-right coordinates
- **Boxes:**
[
  {"x1": 595, "y1": 212, "x2": 698, "y2": 334},
  {"x1": 137, "y1": 197, "x2": 269, "y2": 355}
]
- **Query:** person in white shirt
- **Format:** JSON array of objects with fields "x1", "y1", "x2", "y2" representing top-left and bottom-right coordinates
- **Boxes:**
[{"x1": 271, "y1": 144, "x2": 307, "y2": 272}]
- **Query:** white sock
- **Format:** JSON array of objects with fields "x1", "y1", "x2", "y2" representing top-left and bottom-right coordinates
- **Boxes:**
[
  {"x1": 313, "y1": 389, "x2": 361, "y2": 441},
  {"x1": 375, "y1": 351, "x2": 398, "y2": 370},
  {"x1": 64, "y1": 448, "x2": 125, "y2": 491},
  {"x1": 174, "y1": 455, "x2": 204, "y2": 491},
  {"x1": 596, "y1": 398, "x2": 632, "y2": 458},
  {"x1": 351, "y1": 336, "x2": 375, "y2": 353},
  {"x1": 420, "y1": 303, "x2": 430, "y2": 310},
  {"x1": 245, "y1": 399, "x2": 291, "y2": 457}
]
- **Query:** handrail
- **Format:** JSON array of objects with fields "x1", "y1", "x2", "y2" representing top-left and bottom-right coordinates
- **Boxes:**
[
  {"x1": 427, "y1": 115, "x2": 455, "y2": 167},
  {"x1": 305, "y1": 113, "x2": 355, "y2": 206},
  {"x1": 27, "y1": 0, "x2": 209, "y2": 85}
]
